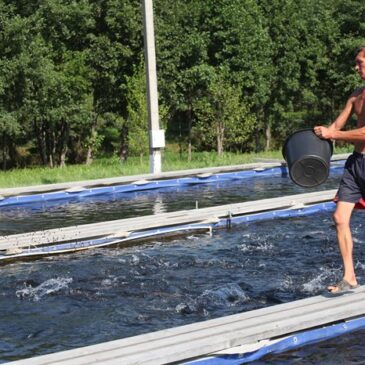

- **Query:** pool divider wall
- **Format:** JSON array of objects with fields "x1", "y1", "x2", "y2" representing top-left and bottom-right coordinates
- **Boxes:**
[
  {"x1": 8, "y1": 286, "x2": 365, "y2": 365},
  {"x1": 0, "y1": 189, "x2": 338, "y2": 259}
]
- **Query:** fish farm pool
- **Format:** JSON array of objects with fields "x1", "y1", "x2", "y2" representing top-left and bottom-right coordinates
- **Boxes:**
[
  {"x1": 1, "y1": 208, "x2": 365, "y2": 364},
  {"x1": 1, "y1": 160, "x2": 365, "y2": 364},
  {"x1": 0, "y1": 166, "x2": 342, "y2": 235}
]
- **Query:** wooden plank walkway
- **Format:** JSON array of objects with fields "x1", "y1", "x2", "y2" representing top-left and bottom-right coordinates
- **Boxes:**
[
  {"x1": 9, "y1": 286, "x2": 365, "y2": 365},
  {"x1": 0, "y1": 189, "x2": 337, "y2": 251}
]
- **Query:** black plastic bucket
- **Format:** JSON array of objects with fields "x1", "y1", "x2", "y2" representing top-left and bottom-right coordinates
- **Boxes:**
[{"x1": 282, "y1": 129, "x2": 333, "y2": 188}]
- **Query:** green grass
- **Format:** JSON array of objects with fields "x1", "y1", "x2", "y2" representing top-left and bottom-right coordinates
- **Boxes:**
[{"x1": 0, "y1": 147, "x2": 350, "y2": 189}]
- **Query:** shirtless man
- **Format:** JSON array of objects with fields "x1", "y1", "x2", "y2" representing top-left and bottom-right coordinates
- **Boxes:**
[{"x1": 313, "y1": 47, "x2": 365, "y2": 293}]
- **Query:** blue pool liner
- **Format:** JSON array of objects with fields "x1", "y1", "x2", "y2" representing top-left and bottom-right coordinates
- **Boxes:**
[
  {"x1": 0, "y1": 163, "x2": 345, "y2": 208},
  {"x1": 216, "y1": 201, "x2": 335, "y2": 228},
  {"x1": 0, "y1": 166, "x2": 286, "y2": 207},
  {"x1": 185, "y1": 315, "x2": 365, "y2": 364}
]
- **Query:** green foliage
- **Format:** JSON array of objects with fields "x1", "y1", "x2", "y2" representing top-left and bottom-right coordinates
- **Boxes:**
[
  {"x1": 192, "y1": 67, "x2": 257, "y2": 153},
  {"x1": 1, "y1": 0, "x2": 365, "y2": 170},
  {"x1": 124, "y1": 62, "x2": 148, "y2": 157}
]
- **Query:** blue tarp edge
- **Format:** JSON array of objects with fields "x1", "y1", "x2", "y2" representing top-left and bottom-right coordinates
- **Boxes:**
[
  {"x1": 185, "y1": 316, "x2": 365, "y2": 364},
  {"x1": 0, "y1": 163, "x2": 345, "y2": 208}
]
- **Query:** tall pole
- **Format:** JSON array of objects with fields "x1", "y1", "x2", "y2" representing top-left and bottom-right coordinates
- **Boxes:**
[{"x1": 142, "y1": 0, "x2": 165, "y2": 174}]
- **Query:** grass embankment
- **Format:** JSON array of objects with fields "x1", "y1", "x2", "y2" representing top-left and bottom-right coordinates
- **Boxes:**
[{"x1": 0, "y1": 147, "x2": 350, "y2": 189}]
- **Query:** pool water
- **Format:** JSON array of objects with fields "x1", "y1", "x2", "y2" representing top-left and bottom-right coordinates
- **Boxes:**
[
  {"x1": 0, "y1": 171, "x2": 341, "y2": 235},
  {"x1": 1, "y1": 210, "x2": 365, "y2": 363}
]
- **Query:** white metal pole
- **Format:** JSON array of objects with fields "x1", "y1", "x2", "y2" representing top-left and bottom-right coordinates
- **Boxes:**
[{"x1": 142, "y1": 0, "x2": 165, "y2": 174}]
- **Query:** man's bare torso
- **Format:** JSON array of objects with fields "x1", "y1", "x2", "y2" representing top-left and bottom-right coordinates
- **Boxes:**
[{"x1": 352, "y1": 87, "x2": 365, "y2": 152}]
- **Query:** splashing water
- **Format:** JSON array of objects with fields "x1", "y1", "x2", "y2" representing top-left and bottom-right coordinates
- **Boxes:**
[
  {"x1": 302, "y1": 269, "x2": 337, "y2": 294},
  {"x1": 198, "y1": 283, "x2": 249, "y2": 308},
  {"x1": 239, "y1": 240, "x2": 274, "y2": 253},
  {"x1": 15, "y1": 277, "x2": 73, "y2": 302},
  {"x1": 175, "y1": 283, "x2": 249, "y2": 316}
]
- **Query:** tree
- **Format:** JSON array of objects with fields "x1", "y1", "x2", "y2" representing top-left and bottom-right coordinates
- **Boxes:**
[
  {"x1": 155, "y1": 0, "x2": 210, "y2": 160},
  {"x1": 156, "y1": 0, "x2": 271, "y2": 156},
  {"x1": 193, "y1": 67, "x2": 257, "y2": 154},
  {"x1": 0, "y1": 4, "x2": 36, "y2": 168},
  {"x1": 256, "y1": 0, "x2": 340, "y2": 149},
  {"x1": 124, "y1": 62, "x2": 148, "y2": 160},
  {"x1": 87, "y1": 0, "x2": 143, "y2": 162},
  {"x1": 203, "y1": 0, "x2": 273, "y2": 151}
]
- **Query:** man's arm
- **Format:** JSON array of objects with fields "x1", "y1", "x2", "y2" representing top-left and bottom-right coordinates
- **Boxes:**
[
  {"x1": 314, "y1": 94, "x2": 356, "y2": 140},
  {"x1": 329, "y1": 96, "x2": 356, "y2": 131},
  {"x1": 329, "y1": 126, "x2": 365, "y2": 143}
]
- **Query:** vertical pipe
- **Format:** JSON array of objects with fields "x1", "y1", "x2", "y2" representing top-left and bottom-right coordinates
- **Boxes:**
[{"x1": 142, "y1": 0, "x2": 164, "y2": 174}]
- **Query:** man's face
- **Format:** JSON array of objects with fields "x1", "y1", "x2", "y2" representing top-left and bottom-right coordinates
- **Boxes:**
[{"x1": 355, "y1": 51, "x2": 365, "y2": 80}]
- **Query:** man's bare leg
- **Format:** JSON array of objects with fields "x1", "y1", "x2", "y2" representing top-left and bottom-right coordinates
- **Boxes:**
[{"x1": 328, "y1": 201, "x2": 357, "y2": 292}]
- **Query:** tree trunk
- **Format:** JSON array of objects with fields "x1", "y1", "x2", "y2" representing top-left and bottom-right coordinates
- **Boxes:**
[
  {"x1": 179, "y1": 119, "x2": 183, "y2": 159},
  {"x1": 2, "y1": 133, "x2": 6, "y2": 170},
  {"x1": 8, "y1": 139, "x2": 18, "y2": 168},
  {"x1": 48, "y1": 154, "x2": 54, "y2": 168},
  {"x1": 86, "y1": 124, "x2": 96, "y2": 165},
  {"x1": 60, "y1": 150, "x2": 67, "y2": 167},
  {"x1": 58, "y1": 121, "x2": 69, "y2": 168},
  {"x1": 46, "y1": 128, "x2": 55, "y2": 168},
  {"x1": 34, "y1": 120, "x2": 47, "y2": 165},
  {"x1": 215, "y1": 100, "x2": 224, "y2": 155},
  {"x1": 217, "y1": 121, "x2": 224, "y2": 155},
  {"x1": 119, "y1": 122, "x2": 129, "y2": 162},
  {"x1": 85, "y1": 147, "x2": 92, "y2": 165},
  {"x1": 187, "y1": 107, "x2": 192, "y2": 162},
  {"x1": 265, "y1": 122, "x2": 271, "y2": 151}
]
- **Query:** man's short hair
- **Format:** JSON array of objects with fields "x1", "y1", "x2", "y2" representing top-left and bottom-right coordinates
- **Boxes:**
[{"x1": 357, "y1": 46, "x2": 365, "y2": 56}]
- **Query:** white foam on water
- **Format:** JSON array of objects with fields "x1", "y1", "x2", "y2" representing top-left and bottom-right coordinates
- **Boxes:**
[
  {"x1": 101, "y1": 276, "x2": 119, "y2": 287},
  {"x1": 302, "y1": 268, "x2": 338, "y2": 294},
  {"x1": 175, "y1": 301, "x2": 197, "y2": 314},
  {"x1": 101, "y1": 278, "x2": 113, "y2": 286},
  {"x1": 355, "y1": 260, "x2": 365, "y2": 270},
  {"x1": 130, "y1": 254, "x2": 140, "y2": 265},
  {"x1": 198, "y1": 283, "x2": 249, "y2": 307},
  {"x1": 241, "y1": 233, "x2": 251, "y2": 238},
  {"x1": 16, "y1": 277, "x2": 73, "y2": 301},
  {"x1": 175, "y1": 284, "x2": 249, "y2": 315},
  {"x1": 280, "y1": 275, "x2": 294, "y2": 290},
  {"x1": 353, "y1": 237, "x2": 363, "y2": 244},
  {"x1": 239, "y1": 240, "x2": 273, "y2": 253}
]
